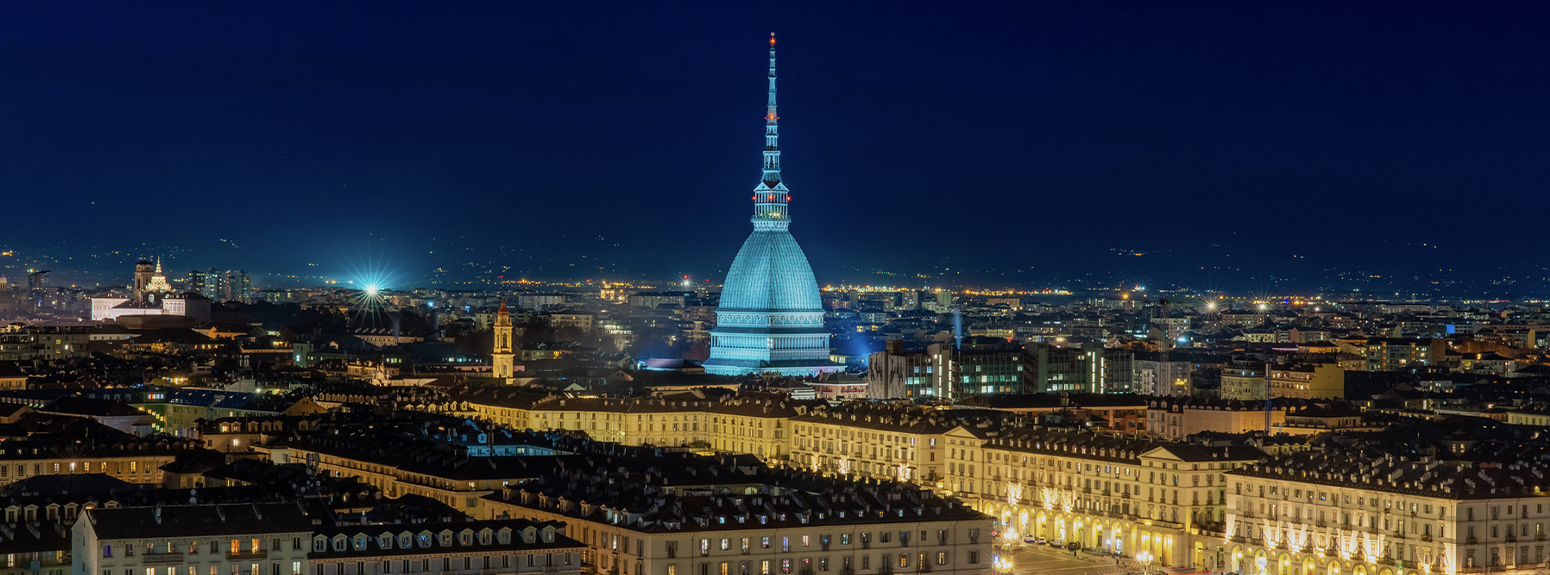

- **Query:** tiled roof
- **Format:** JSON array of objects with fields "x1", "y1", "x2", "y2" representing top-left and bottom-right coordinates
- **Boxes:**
[{"x1": 85, "y1": 502, "x2": 312, "y2": 539}]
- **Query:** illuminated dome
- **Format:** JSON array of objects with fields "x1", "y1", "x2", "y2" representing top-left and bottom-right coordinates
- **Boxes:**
[
  {"x1": 702, "y1": 35, "x2": 840, "y2": 377},
  {"x1": 717, "y1": 231, "x2": 822, "y2": 313}
]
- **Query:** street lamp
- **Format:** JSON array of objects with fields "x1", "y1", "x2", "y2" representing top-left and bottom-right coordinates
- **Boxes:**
[{"x1": 1138, "y1": 551, "x2": 1154, "y2": 575}]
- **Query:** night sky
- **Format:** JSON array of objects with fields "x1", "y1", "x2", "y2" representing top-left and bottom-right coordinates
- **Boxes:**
[{"x1": 4, "y1": 3, "x2": 1550, "y2": 295}]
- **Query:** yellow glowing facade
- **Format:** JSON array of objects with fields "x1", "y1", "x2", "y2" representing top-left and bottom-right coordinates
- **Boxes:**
[
  {"x1": 1223, "y1": 468, "x2": 1532, "y2": 575},
  {"x1": 492, "y1": 299, "x2": 515, "y2": 381}
]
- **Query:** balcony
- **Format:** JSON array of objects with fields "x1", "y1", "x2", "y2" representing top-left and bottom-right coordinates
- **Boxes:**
[
  {"x1": 1466, "y1": 537, "x2": 1479, "y2": 545},
  {"x1": 1505, "y1": 535, "x2": 1517, "y2": 543},
  {"x1": 1421, "y1": 535, "x2": 1432, "y2": 542},
  {"x1": 141, "y1": 553, "x2": 185, "y2": 566},
  {"x1": 228, "y1": 550, "x2": 269, "y2": 560}
]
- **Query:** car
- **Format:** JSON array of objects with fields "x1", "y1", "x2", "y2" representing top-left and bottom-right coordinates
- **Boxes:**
[
  {"x1": 1023, "y1": 537, "x2": 1037, "y2": 543},
  {"x1": 1034, "y1": 538, "x2": 1047, "y2": 545}
]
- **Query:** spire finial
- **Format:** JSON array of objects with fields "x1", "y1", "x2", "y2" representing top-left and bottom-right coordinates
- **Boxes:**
[{"x1": 752, "y1": 33, "x2": 788, "y2": 226}]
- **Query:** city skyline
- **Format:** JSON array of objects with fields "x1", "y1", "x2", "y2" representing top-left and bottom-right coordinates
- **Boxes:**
[
  {"x1": 6, "y1": 6, "x2": 1550, "y2": 574},
  {"x1": 6, "y1": 4, "x2": 1550, "y2": 296}
]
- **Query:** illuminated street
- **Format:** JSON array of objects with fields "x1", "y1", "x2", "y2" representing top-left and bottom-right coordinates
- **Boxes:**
[{"x1": 1000, "y1": 542, "x2": 1131, "y2": 575}]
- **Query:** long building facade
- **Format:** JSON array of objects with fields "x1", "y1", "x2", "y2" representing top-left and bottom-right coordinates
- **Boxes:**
[
  {"x1": 481, "y1": 462, "x2": 993, "y2": 575},
  {"x1": 1224, "y1": 451, "x2": 1548, "y2": 575}
]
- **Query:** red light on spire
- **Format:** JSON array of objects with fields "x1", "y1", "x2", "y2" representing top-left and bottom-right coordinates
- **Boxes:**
[{"x1": 770, "y1": 33, "x2": 776, "y2": 46}]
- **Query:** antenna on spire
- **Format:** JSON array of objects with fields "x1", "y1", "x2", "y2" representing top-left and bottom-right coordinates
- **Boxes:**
[{"x1": 751, "y1": 33, "x2": 788, "y2": 224}]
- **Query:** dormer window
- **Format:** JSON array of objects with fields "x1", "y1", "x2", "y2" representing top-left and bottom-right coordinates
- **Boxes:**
[
  {"x1": 460, "y1": 532, "x2": 472, "y2": 545},
  {"x1": 354, "y1": 537, "x2": 367, "y2": 550},
  {"x1": 418, "y1": 535, "x2": 431, "y2": 548},
  {"x1": 399, "y1": 535, "x2": 412, "y2": 548},
  {"x1": 313, "y1": 538, "x2": 326, "y2": 553}
]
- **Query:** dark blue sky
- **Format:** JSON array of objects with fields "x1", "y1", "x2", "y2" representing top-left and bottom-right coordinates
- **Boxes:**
[{"x1": 4, "y1": 3, "x2": 1549, "y2": 295}]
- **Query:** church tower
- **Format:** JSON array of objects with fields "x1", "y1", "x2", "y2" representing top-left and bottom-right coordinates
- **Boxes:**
[
  {"x1": 703, "y1": 35, "x2": 841, "y2": 377},
  {"x1": 132, "y1": 260, "x2": 155, "y2": 302},
  {"x1": 492, "y1": 298, "x2": 515, "y2": 382}
]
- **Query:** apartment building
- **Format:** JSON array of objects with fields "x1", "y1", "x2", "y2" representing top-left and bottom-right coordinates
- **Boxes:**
[
  {"x1": 944, "y1": 427, "x2": 1264, "y2": 569},
  {"x1": 442, "y1": 390, "x2": 801, "y2": 460},
  {"x1": 0, "y1": 435, "x2": 201, "y2": 489},
  {"x1": 259, "y1": 428, "x2": 571, "y2": 517},
  {"x1": 307, "y1": 519, "x2": 584, "y2": 575},
  {"x1": 1225, "y1": 450, "x2": 1550, "y2": 575},
  {"x1": 1267, "y1": 364, "x2": 1345, "y2": 400},
  {"x1": 1222, "y1": 361, "x2": 1270, "y2": 401},
  {"x1": 1145, "y1": 398, "x2": 1293, "y2": 441},
  {"x1": 787, "y1": 403, "x2": 1013, "y2": 484},
  {"x1": 1365, "y1": 338, "x2": 1444, "y2": 372},
  {"x1": 789, "y1": 410, "x2": 949, "y2": 484},
  {"x1": 481, "y1": 460, "x2": 993, "y2": 575},
  {"x1": 75, "y1": 503, "x2": 314, "y2": 575}
]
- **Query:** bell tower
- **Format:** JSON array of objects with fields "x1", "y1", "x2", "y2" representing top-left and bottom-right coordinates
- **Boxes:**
[{"x1": 492, "y1": 298, "x2": 515, "y2": 382}]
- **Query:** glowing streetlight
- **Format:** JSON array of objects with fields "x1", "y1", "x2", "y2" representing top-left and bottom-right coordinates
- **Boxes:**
[{"x1": 365, "y1": 284, "x2": 379, "y2": 296}]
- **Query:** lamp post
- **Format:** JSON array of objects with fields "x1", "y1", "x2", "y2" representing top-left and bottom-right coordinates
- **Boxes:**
[{"x1": 1139, "y1": 551, "x2": 1154, "y2": 575}]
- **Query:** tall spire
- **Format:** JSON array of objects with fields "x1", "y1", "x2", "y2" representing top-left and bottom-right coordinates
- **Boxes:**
[{"x1": 752, "y1": 33, "x2": 789, "y2": 227}]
